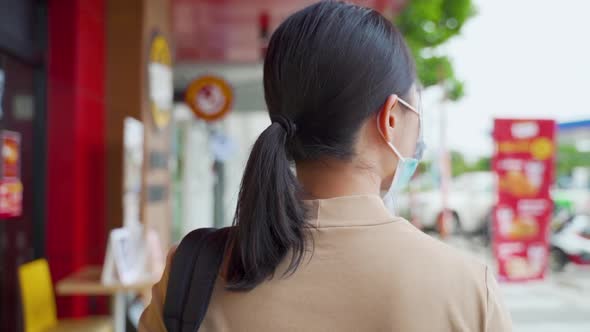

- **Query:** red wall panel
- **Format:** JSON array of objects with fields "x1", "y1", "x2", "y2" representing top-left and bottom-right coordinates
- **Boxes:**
[
  {"x1": 47, "y1": 0, "x2": 107, "y2": 317},
  {"x1": 172, "y1": 0, "x2": 406, "y2": 62}
]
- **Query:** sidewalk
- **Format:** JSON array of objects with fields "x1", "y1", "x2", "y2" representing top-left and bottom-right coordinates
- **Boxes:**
[
  {"x1": 501, "y1": 280, "x2": 590, "y2": 332},
  {"x1": 443, "y1": 235, "x2": 590, "y2": 291},
  {"x1": 553, "y1": 265, "x2": 590, "y2": 292},
  {"x1": 443, "y1": 235, "x2": 590, "y2": 332}
]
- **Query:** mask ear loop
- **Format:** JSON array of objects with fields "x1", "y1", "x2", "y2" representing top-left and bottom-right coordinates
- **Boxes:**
[
  {"x1": 397, "y1": 95, "x2": 424, "y2": 161},
  {"x1": 397, "y1": 97, "x2": 420, "y2": 116},
  {"x1": 376, "y1": 95, "x2": 407, "y2": 162}
]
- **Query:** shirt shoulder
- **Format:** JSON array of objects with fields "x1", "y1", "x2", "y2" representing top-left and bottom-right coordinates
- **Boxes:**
[
  {"x1": 382, "y1": 221, "x2": 512, "y2": 331},
  {"x1": 387, "y1": 220, "x2": 487, "y2": 271},
  {"x1": 138, "y1": 246, "x2": 176, "y2": 332}
]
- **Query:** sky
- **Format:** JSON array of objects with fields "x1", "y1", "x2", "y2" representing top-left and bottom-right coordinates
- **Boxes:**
[{"x1": 423, "y1": 0, "x2": 590, "y2": 159}]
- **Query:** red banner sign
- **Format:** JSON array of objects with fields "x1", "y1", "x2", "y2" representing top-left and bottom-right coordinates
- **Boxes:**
[
  {"x1": 492, "y1": 119, "x2": 555, "y2": 282},
  {"x1": 0, "y1": 131, "x2": 22, "y2": 218},
  {"x1": 0, "y1": 179, "x2": 23, "y2": 218}
]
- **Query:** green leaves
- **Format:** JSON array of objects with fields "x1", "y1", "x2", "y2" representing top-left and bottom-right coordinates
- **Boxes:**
[
  {"x1": 557, "y1": 144, "x2": 590, "y2": 177},
  {"x1": 396, "y1": 0, "x2": 475, "y2": 100},
  {"x1": 451, "y1": 151, "x2": 491, "y2": 176}
]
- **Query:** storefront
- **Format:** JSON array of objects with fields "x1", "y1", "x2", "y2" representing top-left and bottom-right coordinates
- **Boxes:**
[
  {"x1": 0, "y1": 0, "x2": 110, "y2": 326},
  {"x1": 0, "y1": 1, "x2": 47, "y2": 330},
  {"x1": 1, "y1": 0, "x2": 173, "y2": 329}
]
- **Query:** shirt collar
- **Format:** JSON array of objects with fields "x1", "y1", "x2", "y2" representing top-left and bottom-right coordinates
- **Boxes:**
[{"x1": 304, "y1": 195, "x2": 397, "y2": 228}]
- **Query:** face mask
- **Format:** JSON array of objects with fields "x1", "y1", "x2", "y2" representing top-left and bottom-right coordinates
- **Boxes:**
[{"x1": 378, "y1": 95, "x2": 425, "y2": 212}]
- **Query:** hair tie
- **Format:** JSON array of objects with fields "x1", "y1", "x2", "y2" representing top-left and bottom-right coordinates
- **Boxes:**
[{"x1": 271, "y1": 115, "x2": 297, "y2": 139}]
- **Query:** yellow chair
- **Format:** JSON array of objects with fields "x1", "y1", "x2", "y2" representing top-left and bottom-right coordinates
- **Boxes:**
[{"x1": 18, "y1": 259, "x2": 112, "y2": 332}]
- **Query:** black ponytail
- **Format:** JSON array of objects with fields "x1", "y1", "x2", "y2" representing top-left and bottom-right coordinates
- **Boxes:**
[
  {"x1": 225, "y1": 1, "x2": 415, "y2": 291},
  {"x1": 226, "y1": 120, "x2": 308, "y2": 291}
]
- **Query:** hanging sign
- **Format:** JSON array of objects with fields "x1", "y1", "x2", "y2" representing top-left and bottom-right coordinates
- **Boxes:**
[
  {"x1": 1, "y1": 131, "x2": 22, "y2": 218},
  {"x1": 148, "y1": 33, "x2": 173, "y2": 129},
  {"x1": 492, "y1": 119, "x2": 555, "y2": 282},
  {"x1": 0, "y1": 179, "x2": 23, "y2": 218},
  {"x1": 1, "y1": 131, "x2": 20, "y2": 179},
  {"x1": 0, "y1": 69, "x2": 5, "y2": 119},
  {"x1": 185, "y1": 75, "x2": 233, "y2": 122}
]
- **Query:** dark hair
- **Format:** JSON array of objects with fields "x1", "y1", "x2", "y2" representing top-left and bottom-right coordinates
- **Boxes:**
[{"x1": 226, "y1": 1, "x2": 416, "y2": 291}]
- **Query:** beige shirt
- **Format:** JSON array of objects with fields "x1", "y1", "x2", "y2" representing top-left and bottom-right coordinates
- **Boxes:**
[{"x1": 139, "y1": 195, "x2": 512, "y2": 331}]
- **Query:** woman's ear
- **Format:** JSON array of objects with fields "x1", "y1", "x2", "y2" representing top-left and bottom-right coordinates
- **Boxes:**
[{"x1": 377, "y1": 94, "x2": 398, "y2": 142}]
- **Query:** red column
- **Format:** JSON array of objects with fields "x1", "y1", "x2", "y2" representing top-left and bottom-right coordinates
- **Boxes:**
[{"x1": 47, "y1": 0, "x2": 106, "y2": 317}]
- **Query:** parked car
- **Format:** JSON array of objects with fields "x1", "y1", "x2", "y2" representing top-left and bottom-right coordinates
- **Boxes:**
[
  {"x1": 550, "y1": 214, "x2": 590, "y2": 272},
  {"x1": 398, "y1": 171, "x2": 590, "y2": 237},
  {"x1": 397, "y1": 171, "x2": 495, "y2": 235}
]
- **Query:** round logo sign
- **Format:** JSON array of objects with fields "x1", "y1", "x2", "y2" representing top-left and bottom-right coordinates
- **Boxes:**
[
  {"x1": 185, "y1": 76, "x2": 233, "y2": 122},
  {"x1": 148, "y1": 34, "x2": 173, "y2": 129}
]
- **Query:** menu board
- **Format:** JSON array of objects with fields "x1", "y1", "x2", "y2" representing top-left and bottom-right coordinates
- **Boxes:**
[{"x1": 492, "y1": 119, "x2": 555, "y2": 281}]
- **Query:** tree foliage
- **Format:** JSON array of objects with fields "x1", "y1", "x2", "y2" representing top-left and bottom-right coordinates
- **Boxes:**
[
  {"x1": 417, "y1": 150, "x2": 490, "y2": 178},
  {"x1": 450, "y1": 151, "x2": 490, "y2": 177},
  {"x1": 445, "y1": 144, "x2": 590, "y2": 179},
  {"x1": 557, "y1": 144, "x2": 590, "y2": 178},
  {"x1": 396, "y1": 0, "x2": 475, "y2": 101}
]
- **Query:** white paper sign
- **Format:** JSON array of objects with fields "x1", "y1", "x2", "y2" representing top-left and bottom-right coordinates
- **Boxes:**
[
  {"x1": 209, "y1": 132, "x2": 235, "y2": 162},
  {"x1": 102, "y1": 225, "x2": 147, "y2": 285},
  {"x1": 102, "y1": 224, "x2": 164, "y2": 285}
]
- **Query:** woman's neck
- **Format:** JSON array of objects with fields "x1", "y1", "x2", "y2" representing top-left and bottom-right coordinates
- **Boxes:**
[{"x1": 296, "y1": 159, "x2": 381, "y2": 199}]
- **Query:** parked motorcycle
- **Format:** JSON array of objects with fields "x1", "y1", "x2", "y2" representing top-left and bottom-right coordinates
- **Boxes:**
[{"x1": 550, "y1": 214, "x2": 590, "y2": 272}]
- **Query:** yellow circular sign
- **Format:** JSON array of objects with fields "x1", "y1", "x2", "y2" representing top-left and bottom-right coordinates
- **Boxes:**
[
  {"x1": 148, "y1": 34, "x2": 172, "y2": 129},
  {"x1": 185, "y1": 76, "x2": 233, "y2": 122},
  {"x1": 530, "y1": 137, "x2": 553, "y2": 160}
]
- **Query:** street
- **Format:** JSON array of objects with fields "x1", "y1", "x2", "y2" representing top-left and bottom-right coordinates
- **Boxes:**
[
  {"x1": 445, "y1": 236, "x2": 590, "y2": 332},
  {"x1": 503, "y1": 279, "x2": 590, "y2": 332}
]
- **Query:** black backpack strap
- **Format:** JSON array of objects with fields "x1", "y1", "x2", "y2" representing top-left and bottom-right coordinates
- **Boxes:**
[
  {"x1": 163, "y1": 227, "x2": 231, "y2": 332},
  {"x1": 183, "y1": 228, "x2": 231, "y2": 331}
]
